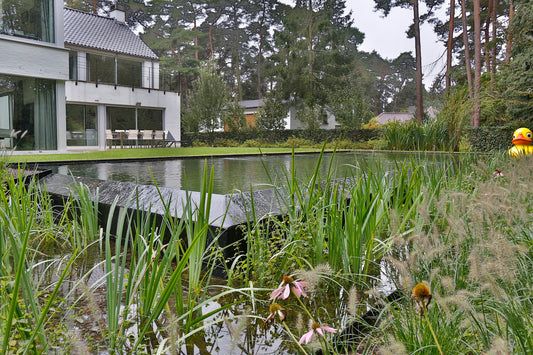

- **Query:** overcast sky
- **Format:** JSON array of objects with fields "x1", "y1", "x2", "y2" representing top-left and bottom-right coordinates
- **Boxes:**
[{"x1": 348, "y1": 0, "x2": 447, "y2": 87}]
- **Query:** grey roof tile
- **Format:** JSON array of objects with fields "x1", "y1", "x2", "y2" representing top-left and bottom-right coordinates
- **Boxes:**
[{"x1": 64, "y1": 7, "x2": 158, "y2": 60}]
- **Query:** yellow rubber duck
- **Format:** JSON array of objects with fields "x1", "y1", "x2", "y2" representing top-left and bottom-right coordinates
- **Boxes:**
[{"x1": 508, "y1": 127, "x2": 533, "y2": 157}]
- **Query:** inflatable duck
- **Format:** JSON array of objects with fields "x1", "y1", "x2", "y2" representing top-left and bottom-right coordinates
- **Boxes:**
[{"x1": 508, "y1": 127, "x2": 533, "y2": 157}]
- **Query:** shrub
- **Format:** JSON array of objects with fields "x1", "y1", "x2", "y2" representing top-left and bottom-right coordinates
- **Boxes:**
[
  {"x1": 214, "y1": 138, "x2": 240, "y2": 147},
  {"x1": 279, "y1": 136, "x2": 314, "y2": 148},
  {"x1": 467, "y1": 126, "x2": 515, "y2": 152},
  {"x1": 241, "y1": 139, "x2": 264, "y2": 147},
  {"x1": 192, "y1": 139, "x2": 209, "y2": 147}
]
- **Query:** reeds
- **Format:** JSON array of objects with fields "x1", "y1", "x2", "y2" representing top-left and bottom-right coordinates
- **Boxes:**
[{"x1": 1, "y1": 150, "x2": 532, "y2": 354}]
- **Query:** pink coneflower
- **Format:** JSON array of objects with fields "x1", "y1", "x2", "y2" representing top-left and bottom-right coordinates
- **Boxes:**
[
  {"x1": 298, "y1": 322, "x2": 337, "y2": 344},
  {"x1": 270, "y1": 275, "x2": 308, "y2": 300},
  {"x1": 264, "y1": 303, "x2": 285, "y2": 325},
  {"x1": 493, "y1": 169, "x2": 504, "y2": 177}
]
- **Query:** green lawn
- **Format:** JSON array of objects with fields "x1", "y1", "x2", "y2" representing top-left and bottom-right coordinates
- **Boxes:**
[{"x1": 3, "y1": 147, "x2": 328, "y2": 164}]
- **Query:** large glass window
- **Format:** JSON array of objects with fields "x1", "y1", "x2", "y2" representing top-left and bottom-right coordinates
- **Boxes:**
[
  {"x1": 69, "y1": 51, "x2": 78, "y2": 80},
  {"x1": 107, "y1": 106, "x2": 163, "y2": 131},
  {"x1": 86, "y1": 54, "x2": 144, "y2": 88},
  {"x1": 87, "y1": 54, "x2": 115, "y2": 85},
  {"x1": 117, "y1": 58, "x2": 142, "y2": 87},
  {"x1": 0, "y1": 0, "x2": 54, "y2": 42},
  {"x1": 106, "y1": 106, "x2": 135, "y2": 130},
  {"x1": 66, "y1": 104, "x2": 97, "y2": 146},
  {"x1": 0, "y1": 74, "x2": 56, "y2": 150},
  {"x1": 138, "y1": 109, "x2": 163, "y2": 130}
]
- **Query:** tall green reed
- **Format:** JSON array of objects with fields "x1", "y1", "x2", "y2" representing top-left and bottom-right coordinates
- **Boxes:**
[
  {"x1": 101, "y1": 162, "x2": 253, "y2": 353},
  {"x1": 0, "y1": 169, "x2": 78, "y2": 354}
]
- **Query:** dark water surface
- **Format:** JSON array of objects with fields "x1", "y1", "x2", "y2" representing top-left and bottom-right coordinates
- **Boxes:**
[{"x1": 47, "y1": 151, "x2": 454, "y2": 194}]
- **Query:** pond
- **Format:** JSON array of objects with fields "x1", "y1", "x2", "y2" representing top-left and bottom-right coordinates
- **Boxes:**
[
  {"x1": 45, "y1": 151, "x2": 456, "y2": 194},
  {"x1": 33, "y1": 151, "x2": 465, "y2": 354}
]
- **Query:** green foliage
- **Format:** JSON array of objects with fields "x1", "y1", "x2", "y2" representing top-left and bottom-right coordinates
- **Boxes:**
[
  {"x1": 329, "y1": 90, "x2": 373, "y2": 129},
  {"x1": 438, "y1": 86, "x2": 472, "y2": 151},
  {"x1": 223, "y1": 101, "x2": 247, "y2": 132},
  {"x1": 3, "y1": 150, "x2": 533, "y2": 354},
  {"x1": 501, "y1": 0, "x2": 533, "y2": 121},
  {"x1": 272, "y1": 0, "x2": 362, "y2": 107},
  {"x1": 255, "y1": 91, "x2": 287, "y2": 131},
  {"x1": 467, "y1": 126, "x2": 516, "y2": 152},
  {"x1": 213, "y1": 138, "x2": 240, "y2": 147},
  {"x1": 295, "y1": 105, "x2": 327, "y2": 131},
  {"x1": 241, "y1": 139, "x2": 265, "y2": 147},
  {"x1": 278, "y1": 136, "x2": 315, "y2": 148},
  {"x1": 380, "y1": 120, "x2": 453, "y2": 151},
  {"x1": 183, "y1": 128, "x2": 381, "y2": 146},
  {"x1": 184, "y1": 65, "x2": 228, "y2": 133}
]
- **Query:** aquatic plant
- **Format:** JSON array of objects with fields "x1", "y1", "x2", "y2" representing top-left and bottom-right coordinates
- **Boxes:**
[
  {"x1": 299, "y1": 322, "x2": 337, "y2": 344},
  {"x1": 270, "y1": 275, "x2": 308, "y2": 300}
]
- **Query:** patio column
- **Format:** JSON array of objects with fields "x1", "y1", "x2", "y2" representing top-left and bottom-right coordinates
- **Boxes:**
[{"x1": 97, "y1": 104, "x2": 107, "y2": 150}]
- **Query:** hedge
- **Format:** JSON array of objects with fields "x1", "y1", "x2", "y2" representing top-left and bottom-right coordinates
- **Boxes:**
[
  {"x1": 182, "y1": 126, "x2": 521, "y2": 153},
  {"x1": 182, "y1": 128, "x2": 381, "y2": 146},
  {"x1": 466, "y1": 126, "x2": 516, "y2": 152}
]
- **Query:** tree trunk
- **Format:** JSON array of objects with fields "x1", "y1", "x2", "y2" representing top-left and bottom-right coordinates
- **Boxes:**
[
  {"x1": 491, "y1": 0, "x2": 498, "y2": 81},
  {"x1": 484, "y1": 0, "x2": 492, "y2": 73},
  {"x1": 473, "y1": 0, "x2": 482, "y2": 127},
  {"x1": 193, "y1": 9, "x2": 198, "y2": 61},
  {"x1": 505, "y1": 0, "x2": 514, "y2": 62},
  {"x1": 209, "y1": 25, "x2": 214, "y2": 61},
  {"x1": 307, "y1": 0, "x2": 314, "y2": 93},
  {"x1": 413, "y1": 0, "x2": 424, "y2": 122},
  {"x1": 446, "y1": 0, "x2": 455, "y2": 91},
  {"x1": 257, "y1": 1, "x2": 266, "y2": 99},
  {"x1": 461, "y1": 0, "x2": 473, "y2": 99}
]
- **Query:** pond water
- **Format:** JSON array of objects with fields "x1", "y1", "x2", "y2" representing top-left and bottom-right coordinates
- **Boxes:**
[
  {"x1": 46, "y1": 151, "x2": 455, "y2": 194},
  {"x1": 37, "y1": 151, "x2": 461, "y2": 353}
]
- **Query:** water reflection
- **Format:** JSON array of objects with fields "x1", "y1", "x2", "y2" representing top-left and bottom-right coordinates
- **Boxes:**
[{"x1": 49, "y1": 152, "x2": 453, "y2": 194}]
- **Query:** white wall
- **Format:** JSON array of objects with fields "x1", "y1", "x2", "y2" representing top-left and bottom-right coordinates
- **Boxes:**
[
  {"x1": 0, "y1": 37, "x2": 69, "y2": 80},
  {"x1": 284, "y1": 106, "x2": 340, "y2": 130}
]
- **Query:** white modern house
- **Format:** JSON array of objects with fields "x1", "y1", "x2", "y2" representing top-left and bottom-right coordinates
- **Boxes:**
[
  {"x1": 64, "y1": 7, "x2": 180, "y2": 150},
  {"x1": 0, "y1": 1, "x2": 180, "y2": 152}
]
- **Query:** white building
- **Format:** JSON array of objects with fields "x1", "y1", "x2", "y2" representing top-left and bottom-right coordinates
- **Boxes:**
[
  {"x1": 64, "y1": 7, "x2": 180, "y2": 150},
  {"x1": 284, "y1": 106, "x2": 340, "y2": 130},
  {"x1": 0, "y1": 1, "x2": 180, "y2": 152}
]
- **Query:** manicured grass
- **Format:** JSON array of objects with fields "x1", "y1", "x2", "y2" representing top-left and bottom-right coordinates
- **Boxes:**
[{"x1": 3, "y1": 147, "x2": 327, "y2": 163}]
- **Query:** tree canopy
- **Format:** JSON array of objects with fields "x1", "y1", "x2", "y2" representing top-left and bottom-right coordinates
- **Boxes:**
[{"x1": 68, "y1": 0, "x2": 533, "y2": 131}]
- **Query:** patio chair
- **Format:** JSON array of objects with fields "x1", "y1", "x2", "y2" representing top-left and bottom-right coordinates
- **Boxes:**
[
  {"x1": 153, "y1": 130, "x2": 165, "y2": 147},
  {"x1": 126, "y1": 129, "x2": 139, "y2": 148},
  {"x1": 140, "y1": 130, "x2": 153, "y2": 147},
  {"x1": 105, "y1": 129, "x2": 115, "y2": 148}
]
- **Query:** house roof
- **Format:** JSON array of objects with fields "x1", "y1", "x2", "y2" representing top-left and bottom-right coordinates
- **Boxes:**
[
  {"x1": 375, "y1": 112, "x2": 414, "y2": 125},
  {"x1": 64, "y1": 7, "x2": 158, "y2": 60},
  {"x1": 238, "y1": 99, "x2": 264, "y2": 109}
]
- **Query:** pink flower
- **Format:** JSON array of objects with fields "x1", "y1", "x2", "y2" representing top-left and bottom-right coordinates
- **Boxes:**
[
  {"x1": 270, "y1": 275, "x2": 308, "y2": 300},
  {"x1": 493, "y1": 169, "x2": 504, "y2": 177},
  {"x1": 264, "y1": 303, "x2": 285, "y2": 325},
  {"x1": 299, "y1": 322, "x2": 337, "y2": 344}
]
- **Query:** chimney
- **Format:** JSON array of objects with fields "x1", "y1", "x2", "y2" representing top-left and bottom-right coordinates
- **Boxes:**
[{"x1": 109, "y1": 4, "x2": 126, "y2": 23}]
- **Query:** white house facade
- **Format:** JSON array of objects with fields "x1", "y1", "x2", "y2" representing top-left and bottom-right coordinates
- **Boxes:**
[
  {"x1": 0, "y1": 0, "x2": 68, "y2": 151},
  {"x1": 0, "y1": 2, "x2": 180, "y2": 152}
]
